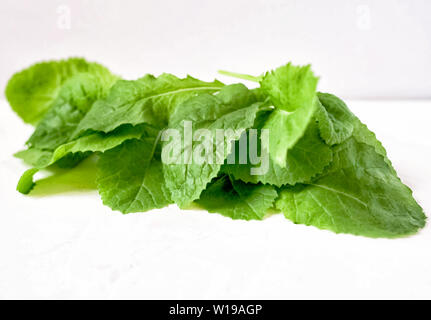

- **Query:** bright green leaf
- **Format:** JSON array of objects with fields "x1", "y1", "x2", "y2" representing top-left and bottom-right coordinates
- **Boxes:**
[
  {"x1": 259, "y1": 64, "x2": 320, "y2": 167},
  {"x1": 5, "y1": 57, "x2": 115, "y2": 124},
  {"x1": 163, "y1": 84, "x2": 261, "y2": 207},
  {"x1": 27, "y1": 72, "x2": 118, "y2": 150},
  {"x1": 97, "y1": 138, "x2": 171, "y2": 213},
  {"x1": 276, "y1": 138, "x2": 426, "y2": 238},
  {"x1": 16, "y1": 124, "x2": 149, "y2": 194},
  {"x1": 315, "y1": 92, "x2": 356, "y2": 145},
  {"x1": 74, "y1": 74, "x2": 224, "y2": 136},
  {"x1": 222, "y1": 121, "x2": 332, "y2": 187},
  {"x1": 260, "y1": 63, "x2": 318, "y2": 112},
  {"x1": 196, "y1": 175, "x2": 278, "y2": 220}
]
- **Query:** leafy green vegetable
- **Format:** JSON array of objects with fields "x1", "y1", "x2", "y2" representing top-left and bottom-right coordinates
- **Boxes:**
[
  {"x1": 163, "y1": 84, "x2": 261, "y2": 207},
  {"x1": 260, "y1": 64, "x2": 320, "y2": 167},
  {"x1": 97, "y1": 137, "x2": 171, "y2": 213},
  {"x1": 16, "y1": 124, "x2": 150, "y2": 194},
  {"x1": 260, "y1": 63, "x2": 318, "y2": 112},
  {"x1": 15, "y1": 148, "x2": 53, "y2": 168},
  {"x1": 27, "y1": 72, "x2": 118, "y2": 150},
  {"x1": 276, "y1": 138, "x2": 426, "y2": 238},
  {"x1": 222, "y1": 121, "x2": 332, "y2": 186},
  {"x1": 11, "y1": 60, "x2": 122, "y2": 194},
  {"x1": 196, "y1": 175, "x2": 278, "y2": 220},
  {"x1": 5, "y1": 58, "x2": 114, "y2": 124},
  {"x1": 19, "y1": 69, "x2": 118, "y2": 167},
  {"x1": 352, "y1": 118, "x2": 394, "y2": 169},
  {"x1": 74, "y1": 74, "x2": 224, "y2": 136},
  {"x1": 7, "y1": 58, "x2": 426, "y2": 238},
  {"x1": 315, "y1": 92, "x2": 356, "y2": 145}
]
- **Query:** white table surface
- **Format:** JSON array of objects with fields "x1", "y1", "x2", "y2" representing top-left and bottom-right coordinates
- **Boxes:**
[{"x1": 0, "y1": 99, "x2": 430, "y2": 299}]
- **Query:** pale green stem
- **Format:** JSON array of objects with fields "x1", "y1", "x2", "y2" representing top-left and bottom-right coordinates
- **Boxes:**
[{"x1": 218, "y1": 70, "x2": 262, "y2": 83}]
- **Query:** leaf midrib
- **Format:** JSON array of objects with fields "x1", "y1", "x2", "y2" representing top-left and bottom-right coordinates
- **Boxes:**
[
  {"x1": 125, "y1": 132, "x2": 163, "y2": 212},
  {"x1": 310, "y1": 183, "x2": 368, "y2": 207}
]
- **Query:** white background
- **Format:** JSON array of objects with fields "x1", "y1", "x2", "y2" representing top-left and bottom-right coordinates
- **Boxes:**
[
  {"x1": 1, "y1": 0, "x2": 431, "y2": 299},
  {"x1": 1, "y1": 0, "x2": 430, "y2": 99}
]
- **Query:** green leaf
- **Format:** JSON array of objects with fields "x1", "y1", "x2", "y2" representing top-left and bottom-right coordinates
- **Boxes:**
[
  {"x1": 16, "y1": 125, "x2": 149, "y2": 194},
  {"x1": 27, "y1": 72, "x2": 118, "y2": 150},
  {"x1": 13, "y1": 67, "x2": 121, "y2": 194},
  {"x1": 163, "y1": 84, "x2": 261, "y2": 207},
  {"x1": 8, "y1": 58, "x2": 426, "y2": 238},
  {"x1": 74, "y1": 74, "x2": 224, "y2": 136},
  {"x1": 315, "y1": 92, "x2": 356, "y2": 145},
  {"x1": 52, "y1": 125, "x2": 150, "y2": 164},
  {"x1": 276, "y1": 138, "x2": 426, "y2": 238},
  {"x1": 260, "y1": 63, "x2": 318, "y2": 112},
  {"x1": 259, "y1": 64, "x2": 320, "y2": 167},
  {"x1": 263, "y1": 100, "x2": 318, "y2": 166},
  {"x1": 97, "y1": 138, "x2": 172, "y2": 213},
  {"x1": 5, "y1": 58, "x2": 115, "y2": 124},
  {"x1": 14, "y1": 62, "x2": 118, "y2": 174},
  {"x1": 14, "y1": 148, "x2": 53, "y2": 168},
  {"x1": 222, "y1": 121, "x2": 332, "y2": 187},
  {"x1": 352, "y1": 118, "x2": 394, "y2": 169},
  {"x1": 196, "y1": 175, "x2": 278, "y2": 220},
  {"x1": 315, "y1": 92, "x2": 391, "y2": 167}
]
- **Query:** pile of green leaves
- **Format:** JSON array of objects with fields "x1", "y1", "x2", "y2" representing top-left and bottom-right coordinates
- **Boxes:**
[{"x1": 6, "y1": 58, "x2": 426, "y2": 238}]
